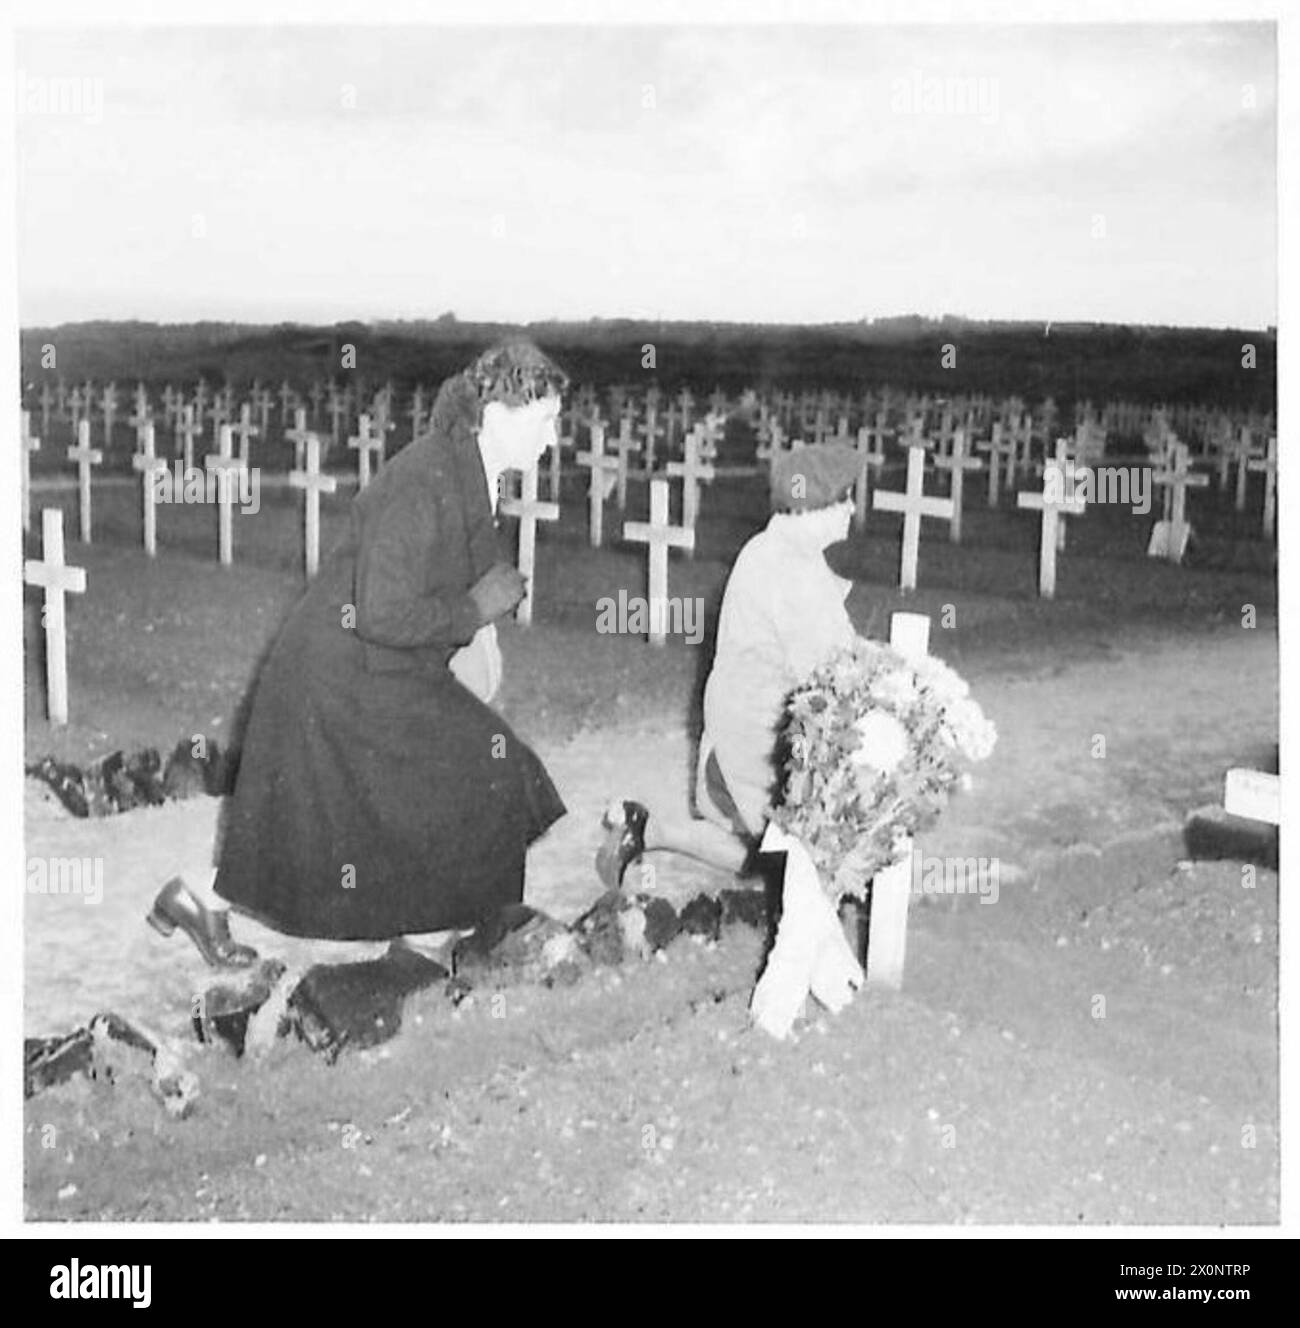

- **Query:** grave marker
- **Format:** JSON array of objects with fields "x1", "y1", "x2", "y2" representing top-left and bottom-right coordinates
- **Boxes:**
[
  {"x1": 21, "y1": 408, "x2": 40, "y2": 532},
  {"x1": 1247, "y1": 435, "x2": 1277, "y2": 540},
  {"x1": 66, "y1": 420, "x2": 103, "y2": 543},
  {"x1": 1149, "y1": 442, "x2": 1209, "y2": 565},
  {"x1": 623, "y1": 478, "x2": 695, "y2": 646},
  {"x1": 205, "y1": 424, "x2": 244, "y2": 567},
  {"x1": 852, "y1": 417, "x2": 889, "y2": 531},
  {"x1": 871, "y1": 445, "x2": 955, "y2": 591},
  {"x1": 288, "y1": 431, "x2": 337, "y2": 578},
  {"x1": 131, "y1": 423, "x2": 167, "y2": 556},
  {"x1": 230, "y1": 402, "x2": 260, "y2": 467},
  {"x1": 576, "y1": 420, "x2": 618, "y2": 547},
  {"x1": 348, "y1": 414, "x2": 385, "y2": 489},
  {"x1": 1017, "y1": 461, "x2": 1085, "y2": 597},
  {"x1": 175, "y1": 404, "x2": 200, "y2": 471},
  {"x1": 666, "y1": 423, "x2": 716, "y2": 535},
  {"x1": 499, "y1": 463, "x2": 559, "y2": 626},
  {"x1": 24, "y1": 508, "x2": 86, "y2": 725},
  {"x1": 933, "y1": 427, "x2": 983, "y2": 543}
]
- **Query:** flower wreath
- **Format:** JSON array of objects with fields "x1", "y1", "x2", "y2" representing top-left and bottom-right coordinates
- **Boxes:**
[{"x1": 771, "y1": 637, "x2": 997, "y2": 900}]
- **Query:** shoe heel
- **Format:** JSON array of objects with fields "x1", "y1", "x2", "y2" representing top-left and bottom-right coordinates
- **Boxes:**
[{"x1": 146, "y1": 906, "x2": 176, "y2": 938}]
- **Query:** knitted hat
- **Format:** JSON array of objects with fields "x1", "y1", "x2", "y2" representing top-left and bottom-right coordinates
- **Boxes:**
[{"x1": 770, "y1": 443, "x2": 860, "y2": 512}]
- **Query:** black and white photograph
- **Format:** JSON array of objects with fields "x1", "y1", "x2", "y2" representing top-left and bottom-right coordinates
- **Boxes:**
[{"x1": 8, "y1": 0, "x2": 1290, "y2": 1245}]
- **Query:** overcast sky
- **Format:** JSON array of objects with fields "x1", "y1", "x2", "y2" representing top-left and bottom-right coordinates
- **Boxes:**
[{"x1": 14, "y1": 22, "x2": 1276, "y2": 328}]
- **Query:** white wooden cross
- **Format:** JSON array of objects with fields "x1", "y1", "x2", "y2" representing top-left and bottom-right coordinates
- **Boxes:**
[
  {"x1": 285, "y1": 407, "x2": 313, "y2": 471},
  {"x1": 328, "y1": 386, "x2": 348, "y2": 447},
  {"x1": 131, "y1": 422, "x2": 167, "y2": 556},
  {"x1": 1247, "y1": 435, "x2": 1277, "y2": 540},
  {"x1": 1017, "y1": 461, "x2": 1086, "y2": 598},
  {"x1": 205, "y1": 424, "x2": 244, "y2": 567},
  {"x1": 278, "y1": 379, "x2": 297, "y2": 419},
  {"x1": 933, "y1": 427, "x2": 983, "y2": 544},
  {"x1": 21, "y1": 408, "x2": 40, "y2": 532},
  {"x1": 230, "y1": 402, "x2": 260, "y2": 467},
  {"x1": 24, "y1": 507, "x2": 86, "y2": 726},
  {"x1": 852, "y1": 417, "x2": 889, "y2": 532},
  {"x1": 289, "y1": 431, "x2": 337, "y2": 578},
  {"x1": 611, "y1": 414, "x2": 640, "y2": 510},
  {"x1": 976, "y1": 421, "x2": 1015, "y2": 508},
  {"x1": 175, "y1": 404, "x2": 200, "y2": 471},
  {"x1": 254, "y1": 384, "x2": 274, "y2": 437},
  {"x1": 1150, "y1": 441, "x2": 1209, "y2": 564},
  {"x1": 576, "y1": 420, "x2": 619, "y2": 548},
  {"x1": 871, "y1": 445, "x2": 955, "y2": 592},
  {"x1": 348, "y1": 413, "x2": 385, "y2": 489},
  {"x1": 39, "y1": 381, "x2": 53, "y2": 434},
  {"x1": 127, "y1": 393, "x2": 152, "y2": 451},
  {"x1": 99, "y1": 382, "x2": 118, "y2": 449},
  {"x1": 623, "y1": 478, "x2": 694, "y2": 646},
  {"x1": 666, "y1": 423, "x2": 716, "y2": 536},
  {"x1": 66, "y1": 419, "x2": 103, "y2": 543},
  {"x1": 499, "y1": 463, "x2": 560, "y2": 626}
]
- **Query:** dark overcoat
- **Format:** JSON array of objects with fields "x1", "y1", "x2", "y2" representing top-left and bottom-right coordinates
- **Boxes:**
[{"x1": 213, "y1": 375, "x2": 565, "y2": 939}]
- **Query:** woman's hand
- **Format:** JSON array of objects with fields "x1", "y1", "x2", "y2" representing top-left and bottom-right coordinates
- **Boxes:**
[{"x1": 470, "y1": 562, "x2": 527, "y2": 623}]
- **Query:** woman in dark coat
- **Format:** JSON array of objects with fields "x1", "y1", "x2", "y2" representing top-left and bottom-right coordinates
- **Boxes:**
[{"x1": 148, "y1": 343, "x2": 567, "y2": 962}]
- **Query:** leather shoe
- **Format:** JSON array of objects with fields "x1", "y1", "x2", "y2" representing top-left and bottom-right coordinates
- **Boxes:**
[
  {"x1": 147, "y1": 877, "x2": 258, "y2": 969},
  {"x1": 595, "y1": 800, "x2": 649, "y2": 889}
]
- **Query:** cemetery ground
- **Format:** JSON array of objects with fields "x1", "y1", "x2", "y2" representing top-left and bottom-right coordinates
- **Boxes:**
[{"x1": 23, "y1": 467, "x2": 1278, "y2": 1223}]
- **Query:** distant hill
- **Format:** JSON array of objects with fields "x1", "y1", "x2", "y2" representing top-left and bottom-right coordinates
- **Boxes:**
[{"x1": 19, "y1": 317, "x2": 1276, "y2": 410}]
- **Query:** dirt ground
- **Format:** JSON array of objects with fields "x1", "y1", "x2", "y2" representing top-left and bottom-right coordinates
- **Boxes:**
[{"x1": 22, "y1": 460, "x2": 1279, "y2": 1223}]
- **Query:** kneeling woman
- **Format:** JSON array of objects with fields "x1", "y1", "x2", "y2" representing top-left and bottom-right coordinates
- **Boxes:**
[{"x1": 149, "y1": 343, "x2": 568, "y2": 964}]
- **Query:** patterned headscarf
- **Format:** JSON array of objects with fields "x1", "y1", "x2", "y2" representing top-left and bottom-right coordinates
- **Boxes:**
[{"x1": 466, "y1": 340, "x2": 569, "y2": 408}]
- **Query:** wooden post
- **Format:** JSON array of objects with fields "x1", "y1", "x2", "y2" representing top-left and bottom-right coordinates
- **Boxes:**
[
  {"x1": 871, "y1": 445, "x2": 954, "y2": 591},
  {"x1": 623, "y1": 478, "x2": 695, "y2": 645},
  {"x1": 66, "y1": 420, "x2": 103, "y2": 543},
  {"x1": 24, "y1": 508, "x2": 87, "y2": 725},
  {"x1": 1017, "y1": 461, "x2": 1086, "y2": 597},
  {"x1": 865, "y1": 610, "x2": 931, "y2": 989},
  {"x1": 205, "y1": 424, "x2": 243, "y2": 567},
  {"x1": 499, "y1": 463, "x2": 560, "y2": 626},
  {"x1": 288, "y1": 432, "x2": 337, "y2": 578},
  {"x1": 131, "y1": 422, "x2": 167, "y2": 556}
]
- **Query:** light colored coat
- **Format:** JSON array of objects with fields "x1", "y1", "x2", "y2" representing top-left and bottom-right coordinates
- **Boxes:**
[{"x1": 700, "y1": 503, "x2": 856, "y2": 834}]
